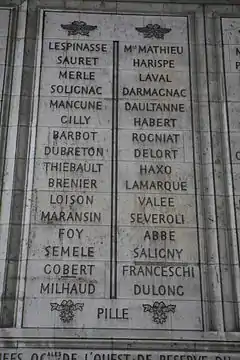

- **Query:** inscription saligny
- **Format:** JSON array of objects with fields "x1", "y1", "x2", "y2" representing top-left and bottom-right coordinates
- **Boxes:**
[{"x1": 23, "y1": 12, "x2": 202, "y2": 330}]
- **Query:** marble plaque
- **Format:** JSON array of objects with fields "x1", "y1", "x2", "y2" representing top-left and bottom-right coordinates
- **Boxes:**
[{"x1": 22, "y1": 11, "x2": 203, "y2": 330}]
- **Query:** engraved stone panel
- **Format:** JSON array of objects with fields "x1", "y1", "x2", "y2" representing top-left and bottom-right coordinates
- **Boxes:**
[{"x1": 21, "y1": 10, "x2": 203, "y2": 331}]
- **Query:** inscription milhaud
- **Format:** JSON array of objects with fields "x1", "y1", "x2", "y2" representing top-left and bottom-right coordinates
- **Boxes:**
[{"x1": 22, "y1": 13, "x2": 202, "y2": 329}]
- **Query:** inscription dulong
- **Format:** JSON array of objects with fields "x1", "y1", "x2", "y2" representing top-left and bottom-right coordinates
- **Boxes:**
[{"x1": 22, "y1": 12, "x2": 202, "y2": 330}]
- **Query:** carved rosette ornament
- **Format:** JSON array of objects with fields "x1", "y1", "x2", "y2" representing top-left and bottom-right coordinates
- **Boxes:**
[
  {"x1": 61, "y1": 21, "x2": 97, "y2": 36},
  {"x1": 142, "y1": 301, "x2": 176, "y2": 324},
  {"x1": 50, "y1": 300, "x2": 84, "y2": 323},
  {"x1": 135, "y1": 24, "x2": 171, "y2": 39}
]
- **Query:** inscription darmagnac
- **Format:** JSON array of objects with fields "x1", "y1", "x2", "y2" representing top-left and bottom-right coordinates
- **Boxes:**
[{"x1": 22, "y1": 12, "x2": 202, "y2": 330}]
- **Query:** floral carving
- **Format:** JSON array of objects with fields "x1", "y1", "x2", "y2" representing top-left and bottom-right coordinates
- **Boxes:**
[
  {"x1": 61, "y1": 21, "x2": 97, "y2": 36},
  {"x1": 135, "y1": 24, "x2": 171, "y2": 39},
  {"x1": 142, "y1": 301, "x2": 176, "y2": 324},
  {"x1": 50, "y1": 300, "x2": 84, "y2": 323}
]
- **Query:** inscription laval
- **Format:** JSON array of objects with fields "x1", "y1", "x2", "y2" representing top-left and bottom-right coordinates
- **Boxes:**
[{"x1": 22, "y1": 12, "x2": 202, "y2": 331}]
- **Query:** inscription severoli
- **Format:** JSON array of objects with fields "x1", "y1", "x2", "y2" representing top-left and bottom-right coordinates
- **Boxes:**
[{"x1": 22, "y1": 12, "x2": 202, "y2": 330}]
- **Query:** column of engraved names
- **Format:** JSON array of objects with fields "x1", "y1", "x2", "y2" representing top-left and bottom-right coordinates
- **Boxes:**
[
  {"x1": 117, "y1": 16, "x2": 202, "y2": 329},
  {"x1": 23, "y1": 14, "x2": 113, "y2": 326}
]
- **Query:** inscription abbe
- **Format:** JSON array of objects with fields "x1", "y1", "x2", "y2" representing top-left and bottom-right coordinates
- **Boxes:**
[{"x1": 22, "y1": 12, "x2": 202, "y2": 330}]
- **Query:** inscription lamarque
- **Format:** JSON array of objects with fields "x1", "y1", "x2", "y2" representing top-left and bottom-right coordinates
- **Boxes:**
[{"x1": 125, "y1": 180, "x2": 187, "y2": 191}]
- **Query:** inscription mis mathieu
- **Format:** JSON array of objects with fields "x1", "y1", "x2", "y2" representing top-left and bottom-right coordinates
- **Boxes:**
[{"x1": 22, "y1": 13, "x2": 202, "y2": 330}]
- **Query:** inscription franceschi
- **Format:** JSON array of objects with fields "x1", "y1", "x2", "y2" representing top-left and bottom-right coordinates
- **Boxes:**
[{"x1": 22, "y1": 12, "x2": 202, "y2": 330}]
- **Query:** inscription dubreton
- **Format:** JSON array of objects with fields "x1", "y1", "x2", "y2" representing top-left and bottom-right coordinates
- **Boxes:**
[{"x1": 23, "y1": 12, "x2": 202, "y2": 330}]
